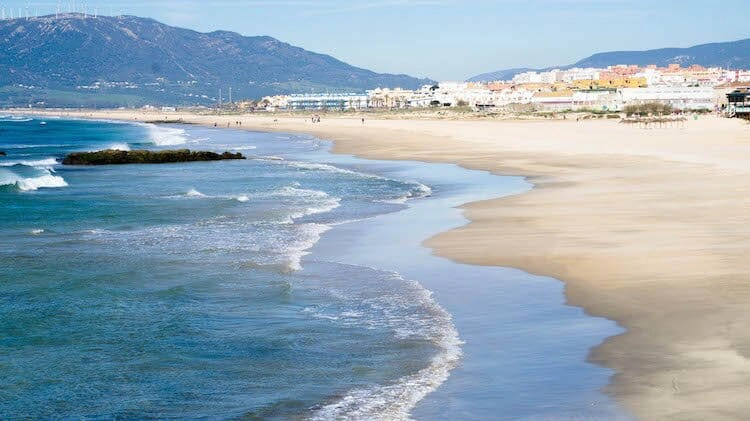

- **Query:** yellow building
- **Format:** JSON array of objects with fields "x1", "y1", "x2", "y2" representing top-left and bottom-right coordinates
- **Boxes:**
[{"x1": 572, "y1": 77, "x2": 647, "y2": 90}]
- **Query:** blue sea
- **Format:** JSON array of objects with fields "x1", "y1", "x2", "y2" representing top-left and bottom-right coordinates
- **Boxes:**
[{"x1": 0, "y1": 116, "x2": 628, "y2": 419}]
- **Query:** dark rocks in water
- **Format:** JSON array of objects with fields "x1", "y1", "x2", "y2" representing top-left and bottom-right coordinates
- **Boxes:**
[
  {"x1": 62, "y1": 149, "x2": 245, "y2": 165},
  {"x1": 0, "y1": 151, "x2": 5, "y2": 156}
]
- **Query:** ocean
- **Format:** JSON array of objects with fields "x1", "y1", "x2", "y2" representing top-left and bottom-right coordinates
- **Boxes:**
[{"x1": 0, "y1": 116, "x2": 627, "y2": 419}]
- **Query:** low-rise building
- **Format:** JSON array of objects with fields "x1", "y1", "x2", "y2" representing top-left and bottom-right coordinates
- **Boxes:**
[
  {"x1": 286, "y1": 93, "x2": 369, "y2": 110},
  {"x1": 619, "y1": 87, "x2": 716, "y2": 110}
]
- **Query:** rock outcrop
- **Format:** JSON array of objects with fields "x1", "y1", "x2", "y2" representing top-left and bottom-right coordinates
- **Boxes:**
[{"x1": 62, "y1": 149, "x2": 245, "y2": 165}]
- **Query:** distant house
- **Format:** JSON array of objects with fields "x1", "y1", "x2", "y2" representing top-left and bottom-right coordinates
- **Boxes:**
[{"x1": 726, "y1": 89, "x2": 750, "y2": 119}]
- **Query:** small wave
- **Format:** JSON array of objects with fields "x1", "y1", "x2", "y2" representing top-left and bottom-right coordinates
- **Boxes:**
[
  {"x1": 30, "y1": 229, "x2": 45, "y2": 235},
  {"x1": 262, "y1": 185, "x2": 341, "y2": 222},
  {"x1": 0, "y1": 117, "x2": 33, "y2": 122},
  {"x1": 285, "y1": 197, "x2": 341, "y2": 223},
  {"x1": 284, "y1": 223, "x2": 332, "y2": 272},
  {"x1": 105, "y1": 143, "x2": 130, "y2": 151},
  {"x1": 143, "y1": 124, "x2": 188, "y2": 146},
  {"x1": 214, "y1": 145, "x2": 257, "y2": 151},
  {"x1": 286, "y1": 160, "x2": 433, "y2": 205},
  {"x1": 1, "y1": 144, "x2": 70, "y2": 149},
  {"x1": 271, "y1": 185, "x2": 330, "y2": 199},
  {"x1": 285, "y1": 161, "x2": 433, "y2": 204},
  {"x1": 185, "y1": 188, "x2": 207, "y2": 198},
  {"x1": 382, "y1": 182, "x2": 434, "y2": 204},
  {"x1": 287, "y1": 161, "x2": 381, "y2": 179},
  {"x1": 412, "y1": 182, "x2": 433, "y2": 197},
  {"x1": 0, "y1": 157, "x2": 59, "y2": 169},
  {"x1": 235, "y1": 195, "x2": 250, "y2": 203},
  {"x1": 309, "y1": 272, "x2": 463, "y2": 421},
  {"x1": 253, "y1": 155, "x2": 284, "y2": 161}
]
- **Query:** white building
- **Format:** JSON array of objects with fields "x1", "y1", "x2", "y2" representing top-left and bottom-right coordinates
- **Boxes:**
[
  {"x1": 619, "y1": 87, "x2": 716, "y2": 110},
  {"x1": 560, "y1": 68, "x2": 601, "y2": 82},
  {"x1": 286, "y1": 93, "x2": 369, "y2": 110},
  {"x1": 512, "y1": 72, "x2": 544, "y2": 84}
]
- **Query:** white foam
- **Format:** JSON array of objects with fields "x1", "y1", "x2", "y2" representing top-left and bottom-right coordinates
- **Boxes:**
[
  {"x1": 235, "y1": 195, "x2": 250, "y2": 203},
  {"x1": 287, "y1": 161, "x2": 382, "y2": 179},
  {"x1": 0, "y1": 157, "x2": 59, "y2": 169},
  {"x1": 264, "y1": 185, "x2": 342, "y2": 223},
  {"x1": 215, "y1": 145, "x2": 257, "y2": 151},
  {"x1": 0, "y1": 117, "x2": 33, "y2": 122},
  {"x1": 285, "y1": 197, "x2": 341, "y2": 223},
  {"x1": 412, "y1": 182, "x2": 433, "y2": 197},
  {"x1": 185, "y1": 188, "x2": 207, "y2": 198},
  {"x1": 284, "y1": 223, "x2": 332, "y2": 272},
  {"x1": 105, "y1": 143, "x2": 131, "y2": 151},
  {"x1": 382, "y1": 182, "x2": 434, "y2": 204},
  {"x1": 1, "y1": 166, "x2": 66, "y2": 191},
  {"x1": 30, "y1": 229, "x2": 45, "y2": 235},
  {"x1": 310, "y1": 273, "x2": 463, "y2": 421},
  {"x1": 272, "y1": 185, "x2": 330, "y2": 199},
  {"x1": 1, "y1": 144, "x2": 69, "y2": 148},
  {"x1": 18, "y1": 174, "x2": 68, "y2": 191},
  {"x1": 144, "y1": 124, "x2": 188, "y2": 146},
  {"x1": 287, "y1": 160, "x2": 433, "y2": 204}
]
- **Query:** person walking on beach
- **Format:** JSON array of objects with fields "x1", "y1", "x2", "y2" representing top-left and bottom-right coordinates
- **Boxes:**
[{"x1": 361, "y1": 118, "x2": 365, "y2": 125}]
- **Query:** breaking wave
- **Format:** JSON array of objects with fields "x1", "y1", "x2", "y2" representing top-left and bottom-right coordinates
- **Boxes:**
[
  {"x1": 144, "y1": 124, "x2": 189, "y2": 146},
  {"x1": 0, "y1": 157, "x2": 59, "y2": 169},
  {"x1": 309, "y1": 271, "x2": 462, "y2": 421},
  {"x1": 0, "y1": 168, "x2": 68, "y2": 191},
  {"x1": 185, "y1": 188, "x2": 207, "y2": 198},
  {"x1": 105, "y1": 143, "x2": 131, "y2": 151},
  {"x1": 0, "y1": 157, "x2": 67, "y2": 192}
]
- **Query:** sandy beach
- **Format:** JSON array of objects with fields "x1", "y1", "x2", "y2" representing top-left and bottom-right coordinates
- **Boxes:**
[{"x1": 22, "y1": 109, "x2": 750, "y2": 419}]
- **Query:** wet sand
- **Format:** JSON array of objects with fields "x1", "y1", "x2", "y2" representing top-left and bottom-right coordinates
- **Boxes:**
[{"x1": 23, "y1": 109, "x2": 750, "y2": 419}]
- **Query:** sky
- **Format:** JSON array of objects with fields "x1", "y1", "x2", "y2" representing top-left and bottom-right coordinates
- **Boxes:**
[{"x1": 1, "y1": 0, "x2": 749, "y2": 81}]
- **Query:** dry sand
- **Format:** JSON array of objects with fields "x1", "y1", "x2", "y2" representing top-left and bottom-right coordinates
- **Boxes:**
[{"x1": 27, "y1": 109, "x2": 750, "y2": 419}]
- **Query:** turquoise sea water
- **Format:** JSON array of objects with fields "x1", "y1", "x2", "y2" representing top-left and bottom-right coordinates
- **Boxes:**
[{"x1": 0, "y1": 116, "x2": 627, "y2": 419}]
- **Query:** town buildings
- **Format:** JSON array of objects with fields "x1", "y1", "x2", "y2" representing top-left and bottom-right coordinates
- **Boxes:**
[{"x1": 257, "y1": 64, "x2": 750, "y2": 114}]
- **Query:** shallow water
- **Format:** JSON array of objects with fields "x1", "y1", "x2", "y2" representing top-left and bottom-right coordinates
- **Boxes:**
[
  {"x1": 0, "y1": 118, "x2": 628, "y2": 419},
  {"x1": 305, "y1": 147, "x2": 630, "y2": 420}
]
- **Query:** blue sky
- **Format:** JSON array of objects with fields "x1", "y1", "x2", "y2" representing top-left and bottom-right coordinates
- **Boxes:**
[{"x1": 2, "y1": 0, "x2": 749, "y2": 80}]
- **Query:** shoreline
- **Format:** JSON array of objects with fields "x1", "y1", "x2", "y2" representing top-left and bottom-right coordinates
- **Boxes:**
[
  {"x1": 15, "y1": 109, "x2": 750, "y2": 418},
  {"x1": 304, "y1": 147, "x2": 623, "y2": 418}
]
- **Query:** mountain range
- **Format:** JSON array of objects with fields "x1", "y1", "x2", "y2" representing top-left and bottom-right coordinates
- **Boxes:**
[
  {"x1": 468, "y1": 38, "x2": 750, "y2": 82},
  {"x1": 0, "y1": 14, "x2": 432, "y2": 107}
]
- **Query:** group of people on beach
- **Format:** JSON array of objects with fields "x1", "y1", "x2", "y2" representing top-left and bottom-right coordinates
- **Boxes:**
[
  {"x1": 311, "y1": 115, "x2": 321, "y2": 123},
  {"x1": 213, "y1": 121, "x2": 243, "y2": 127}
]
